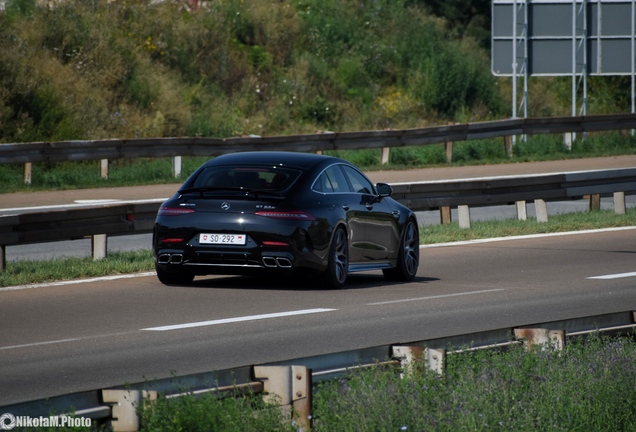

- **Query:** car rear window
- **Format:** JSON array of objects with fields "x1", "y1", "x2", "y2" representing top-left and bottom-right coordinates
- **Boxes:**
[{"x1": 190, "y1": 165, "x2": 302, "y2": 192}]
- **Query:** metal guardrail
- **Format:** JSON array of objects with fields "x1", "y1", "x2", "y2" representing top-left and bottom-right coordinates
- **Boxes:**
[
  {"x1": 1, "y1": 310, "x2": 634, "y2": 431},
  {"x1": 1, "y1": 113, "x2": 636, "y2": 164},
  {"x1": 1, "y1": 167, "x2": 635, "y2": 270},
  {"x1": 390, "y1": 167, "x2": 636, "y2": 208}
]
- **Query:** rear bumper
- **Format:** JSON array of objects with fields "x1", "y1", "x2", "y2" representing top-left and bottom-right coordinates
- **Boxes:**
[{"x1": 154, "y1": 246, "x2": 326, "y2": 277}]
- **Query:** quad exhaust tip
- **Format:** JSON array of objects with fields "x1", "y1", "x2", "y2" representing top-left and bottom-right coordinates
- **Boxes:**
[
  {"x1": 262, "y1": 257, "x2": 293, "y2": 268},
  {"x1": 158, "y1": 254, "x2": 183, "y2": 265}
]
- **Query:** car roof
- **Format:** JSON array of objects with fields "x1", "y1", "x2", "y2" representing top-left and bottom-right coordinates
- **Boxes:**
[{"x1": 204, "y1": 151, "x2": 346, "y2": 170}]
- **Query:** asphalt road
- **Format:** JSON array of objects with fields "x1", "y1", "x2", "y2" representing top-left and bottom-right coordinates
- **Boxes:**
[{"x1": 1, "y1": 229, "x2": 635, "y2": 405}]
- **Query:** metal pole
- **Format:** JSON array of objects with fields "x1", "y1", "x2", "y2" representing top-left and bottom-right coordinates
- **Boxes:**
[
  {"x1": 572, "y1": 0, "x2": 577, "y2": 118},
  {"x1": 523, "y1": 0, "x2": 529, "y2": 119},
  {"x1": 632, "y1": 0, "x2": 635, "y2": 117},
  {"x1": 582, "y1": 0, "x2": 587, "y2": 117},
  {"x1": 513, "y1": 0, "x2": 518, "y2": 120}
]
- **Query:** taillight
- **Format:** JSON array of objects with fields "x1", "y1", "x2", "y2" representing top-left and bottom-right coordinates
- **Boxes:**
[
  {"x1": 254, "y1": 211, "x2": 316, "y2": 220},
  {"x1": 158, "y1": 206, "x2": 196, "y2": 216},
  {"x1": 262, "y1": 241, "x2": 289, "y2": 246},
  {"x1": 161, "y1": 237, "x2": 186, "y2": 243}
]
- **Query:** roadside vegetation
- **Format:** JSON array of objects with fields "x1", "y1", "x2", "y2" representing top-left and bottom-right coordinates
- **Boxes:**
[
  {"x1": 0, "y1": 0, "x2": 631, "y2": 145},
  {"x1": 138, "y1": 333, "x2": 636, "y2": 431},
  {"x1": 26, "y1": 333, "x2": 636, "y2": 431}
]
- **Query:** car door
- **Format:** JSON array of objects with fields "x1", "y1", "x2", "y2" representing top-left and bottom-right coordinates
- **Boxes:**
[
  {"x1": 314, "y1": 165, "x2": 366, "y2": 263},
  {"x1": 340, "y1": 165, "x2": 398, "y2": 261}
]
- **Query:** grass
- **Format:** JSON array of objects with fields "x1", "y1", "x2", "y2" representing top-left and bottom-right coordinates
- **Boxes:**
[
  {"x1": 1, "y1": 208, "x2": 634, "y2": 288},
  {"x1": 131, "y1": 333, "x2": 636, "y2": 432}
]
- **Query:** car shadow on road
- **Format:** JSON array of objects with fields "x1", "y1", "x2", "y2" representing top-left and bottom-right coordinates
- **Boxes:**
[{"x1": 183, "y1": 274, "x2": 439, "y2": 291}]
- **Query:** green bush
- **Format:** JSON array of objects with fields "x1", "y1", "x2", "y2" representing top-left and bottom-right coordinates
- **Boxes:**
[
  {"x1": 132, "y1": 334, "x2": 636, "y2": 432},
  {"x1": 0, "y1": 0, "x2": 514, "y2": 144}
]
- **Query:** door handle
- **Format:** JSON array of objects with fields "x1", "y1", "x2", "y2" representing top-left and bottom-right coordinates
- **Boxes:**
[{"x1": 342, "y1": 204, "x2": 350, "y2": 211}]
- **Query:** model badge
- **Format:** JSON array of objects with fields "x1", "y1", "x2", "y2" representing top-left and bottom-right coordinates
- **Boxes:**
[{"x1": 221, "y1": 202, "x2": 230, "y2": 211}]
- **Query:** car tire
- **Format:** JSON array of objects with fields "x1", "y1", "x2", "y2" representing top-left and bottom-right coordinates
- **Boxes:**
[
  {"x1": 383, "y1": 218, "x2": 419, "y2": 281},
  {"x1": 155, "y1": 264, "x2": 195, "y2": 285},
  {"x1": 318, "y1": 226, "x2": 349, "y2": 289}
]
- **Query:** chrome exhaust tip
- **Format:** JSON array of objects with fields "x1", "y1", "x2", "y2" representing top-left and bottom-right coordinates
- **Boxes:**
[
  {"x1": 170, "y1": 254, "x2": 183, "y2": 264},
  {"x1": 276, "y1": 258, "x2": 292, "y2": 268},
  {"x1": 262, "y1": 257, "x2": 278, "y2": 267}
]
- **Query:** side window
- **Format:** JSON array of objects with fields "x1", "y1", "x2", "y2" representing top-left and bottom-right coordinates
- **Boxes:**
[
  {"x1": 313, "y1": 165, "x2": 351, "y2": 193},
  {"x1": 341, "y1": 165, "x2": 374, "y2": 194}
]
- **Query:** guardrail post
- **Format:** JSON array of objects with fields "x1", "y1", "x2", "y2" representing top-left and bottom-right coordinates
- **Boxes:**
[
  {"x1": 102, "y1": 389, "x2": 157, "y2": 432},
  {"x1": 514, "y1": 328, "x2": 565, "y2": 351},
  {"x1": 393, "y1": 346, "x2": 446, "y2": 375},
  {"x1": 614, "y1": 192, "x2": 626, "y2": 214},
  {"x1": 0, "y1": 245, "x2": 5, "y2": 272},
  {"x1": 504, "y1": 135, "x2": 513, "y2": 157},
  {"x1": 458, "y1": 205, "x2": 471, "y2": 229},
  {"x1": 100, "y1": 159, "x2": 109, "y2": 180},
  {"x1": 172, "y1": 156, "x2": 182, "y2": 178},
  {"x1": 534, "y1": 199, "x2": 548, "y2": 223},
  {"x1": 445, "y1": 141, "x2": 453, "y2": 163},
  {"x1": 92, "y1": 234, "x2": 108, "y2": 260},
  {"x1": 516, "y1": 201, "x2": 528, "y2": 220},
  {"x1": 253, "y1": 365, "x2": 311, "y2": 430},
  {"x1": 24, "y1": 162, "x2": 32, "y2": 185},
  {"x1": 381, "y1": 147, "x2": 390, "y2": 165},
  {"x1": 426, "y1": 348, "x2": 446, "y2": 374},
  {"x1": 440, "y1": 206, "x2": 452, "y2": 224},
  {"x1": 588, "y1": 194, "x2": 601, "y2": 211},
  {"x1": 564, "y1": 133, "x2": 573, "y2": 151},
  {"x1": 392, "y1": 346, "x2": 424, "y2": 377}
]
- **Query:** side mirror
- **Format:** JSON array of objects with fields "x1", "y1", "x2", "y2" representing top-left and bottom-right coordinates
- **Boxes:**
[{"x1": 376, "y1": 183, "x2": 393, "y2": 197}]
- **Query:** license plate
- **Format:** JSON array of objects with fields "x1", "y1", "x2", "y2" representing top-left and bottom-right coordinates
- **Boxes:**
[{"x1": 199, "y1": 233, "x2": 246, "y2": 245}]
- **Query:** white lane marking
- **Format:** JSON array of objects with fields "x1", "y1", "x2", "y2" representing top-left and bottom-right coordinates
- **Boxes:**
[
  {"x1": 588, "y1": 271, "x2": 636, "y2": 280},
  {"x1": 0, "y1": 338, "x2": 81, "y2": 351},
  {"x1": 421, "y1": 226, "x2": 636, "y2": 248},
  {"x1": 142, "y1": 308, "x2": 337, "y2": 331},
  {"x1": 367, "y1": 289, "x2": 505, "y2": 306},
  {"x1": 0, "y1": 272, "x2": 156, "y2": 292}
]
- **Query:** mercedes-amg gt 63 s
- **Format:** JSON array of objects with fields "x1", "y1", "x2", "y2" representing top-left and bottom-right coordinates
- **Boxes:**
[{"x1": 153, "y1": 151, "x2": 420, "y2": 288}]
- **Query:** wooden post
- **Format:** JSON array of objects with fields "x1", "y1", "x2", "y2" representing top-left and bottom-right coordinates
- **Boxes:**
[
  {"x1": 381, "y1": 147, "x2": 390, "y2": 165},
  {"x1": 172, "y1": 156, "x2": 182, "y2": 178},
  {"x1": 100, "y1": 159, "x2": 109, "y2": 180},
  {"x1": 588, "y1": 194, "x2": 601, "y2": 211},
  {"x1": 440, "y1": 206, "x2": 452, "y2": 224},
  {"x1": 444, "y1": 141, "x2": 453, "y2": 163},
  {"x1": 24, "y1": 163, "x2": 32, "y2": 185},
  {"x1": 504, "y1": 135, "x2": 513, "y2": 158},
  {"x1": 445, "y1": 121, "x2": 454, "y2": 163}
]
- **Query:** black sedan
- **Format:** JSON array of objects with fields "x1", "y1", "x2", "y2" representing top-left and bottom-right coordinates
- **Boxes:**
[{"x1": 153, "y1": 151, "x2": 420, "y2": 288}]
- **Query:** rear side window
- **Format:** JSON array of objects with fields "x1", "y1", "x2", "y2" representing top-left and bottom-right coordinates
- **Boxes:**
[
  {"x1": 190, "y1": 166, "x2": 301, "y2": 192},
  {"x1": 313, "y1": 165, "x2": 351, "y2": 193}
]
